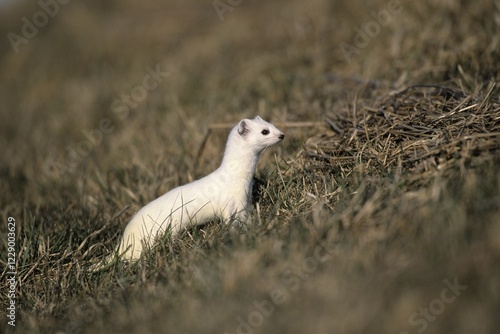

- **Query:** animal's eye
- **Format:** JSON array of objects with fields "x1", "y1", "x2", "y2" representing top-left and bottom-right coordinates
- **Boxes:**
[{"x1": 261, "y1": 129, "x2": 270, "y2": 135}]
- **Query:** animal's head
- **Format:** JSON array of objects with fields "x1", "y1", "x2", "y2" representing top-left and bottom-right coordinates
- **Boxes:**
[{"x1": 236, "y1": 116, "x2": 285, "y2": 152}]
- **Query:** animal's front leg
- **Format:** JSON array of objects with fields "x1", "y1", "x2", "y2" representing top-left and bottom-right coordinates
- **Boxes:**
[
  {"x1": 232, "y1": 208, "x2": 248, "y2": 224},
  {"x1": 228, "y1": 207, "x2": 250, "y2": 234}
]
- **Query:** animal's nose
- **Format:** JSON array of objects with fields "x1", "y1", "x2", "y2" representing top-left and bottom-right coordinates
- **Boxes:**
[{"x1": 279, "y1": 133, "x2": 285, "y2": 140}]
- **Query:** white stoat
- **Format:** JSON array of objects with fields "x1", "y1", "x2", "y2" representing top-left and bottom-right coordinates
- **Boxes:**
[{"x1": 112, "y1": 116, "x2": 284, "y2": 261}]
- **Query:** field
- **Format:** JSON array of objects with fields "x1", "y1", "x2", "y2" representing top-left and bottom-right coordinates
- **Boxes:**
[{"x1": 1, "y1": 0, "x2": 500, "y2": 333}]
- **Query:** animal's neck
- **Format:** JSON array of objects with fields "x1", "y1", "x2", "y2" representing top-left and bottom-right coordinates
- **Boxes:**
[{"x1": 218, "y1": 135, "x2": 260, "y2": 182}]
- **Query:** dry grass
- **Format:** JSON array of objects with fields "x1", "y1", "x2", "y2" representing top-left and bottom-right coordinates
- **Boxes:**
[
  {"x1": 1, "y1": 0, "x2": 499, "y2": 333},
  {"x1": 307, "y1": 83, "x2": 500, "y2": 185}
]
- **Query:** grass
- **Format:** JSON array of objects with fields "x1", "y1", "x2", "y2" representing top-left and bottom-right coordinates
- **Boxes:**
[{"x1": 1, "y1": 0, "x2": 500, "y2": 333}]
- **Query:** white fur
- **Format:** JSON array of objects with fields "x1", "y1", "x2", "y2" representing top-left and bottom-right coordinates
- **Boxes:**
[{"x1": 116, "y1": 116, "x2": 284, "y2": 260}]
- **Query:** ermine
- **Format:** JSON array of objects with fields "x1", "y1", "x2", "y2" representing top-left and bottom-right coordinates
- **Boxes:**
[{"x1": 104, "y1": 116, "x2": 284, "y2": 263}]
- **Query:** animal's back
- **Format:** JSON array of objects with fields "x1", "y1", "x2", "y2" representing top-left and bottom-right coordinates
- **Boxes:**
[{"x1": 117, "y1": 171, "x2": 248, "y2": 259}]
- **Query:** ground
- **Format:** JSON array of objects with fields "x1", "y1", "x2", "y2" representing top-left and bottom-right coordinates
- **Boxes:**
[{"x1": 0, "y1": 0, "x2": 499, "y2": 333}]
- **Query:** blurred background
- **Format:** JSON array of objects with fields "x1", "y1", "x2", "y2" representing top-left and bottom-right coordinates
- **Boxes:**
[
  {"x1": 1, "y1": 0, "x2": 497, "y2": 208},
  {"x1": 0, "y1": 0, "x2": 499, "y2": 333}
]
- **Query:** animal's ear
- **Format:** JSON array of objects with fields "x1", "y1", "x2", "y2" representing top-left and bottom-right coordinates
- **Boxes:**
[
  {"x1": 254, "y1": 116, "x2": 263, "y2": 121},
  {"x1": 238, "y1": 120, "x2": 249, "y2": 136}
]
